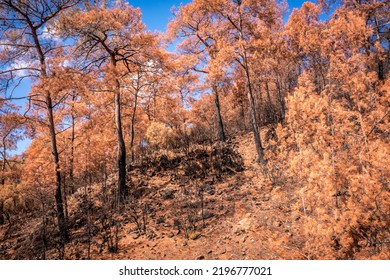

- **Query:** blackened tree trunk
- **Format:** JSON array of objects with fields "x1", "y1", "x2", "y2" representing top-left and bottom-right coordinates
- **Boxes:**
[
  {"x1": 1, "y1": 142, "x2": 5, "y2": 186},
  {"x1": 32, "y1": 26, "x2": 69, "y2": 242},
  {"x1": 69, "y1": 94, "x2": 76, "y2": 193},
  {"x1": 276, "y1": 78, "x2": 286, "y2": 121},
  {"x1": 233, "y1": 3, "x2": 265, "y2": 164},
  {"x1": 243, "y1": 54, "x2": 265, "y2": 164},
  {"x1": 0, "y1": 200, "x2": 4, "y2": 225},
  {"x1": 111, "y1": 58, "x2": 127, "y2": 203},
  {"x1": 130, "y1": 90, "x2": 138, "y2": 162},
  {"x1": 212, "y1": 83, "x2": 226, "y2": 142},
  {"x1": 45, "y1": 93, "x2": 69, "y2": 242}
]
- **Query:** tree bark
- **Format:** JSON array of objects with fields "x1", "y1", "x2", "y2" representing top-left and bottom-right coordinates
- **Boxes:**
[
  {"x1": 45, "y1": 92, "x2": 69, "y2": 242},
  {"x1": 212, "y1": 83, "x2": 226, "y2": 142},
  {"x1": 130, "y1": 90, "x2": 138, "y2": 162},
  {"x1": 31, "y1": 26, "x2": 69, "y2": 242},
  {"x1": 0, "y1": 200, "x2": 4, "y2": 225},
  {"x1": 1, "y1": 143, "x2": 5, "y2": 186},
  {"x1": 69, "y1": 94, "x2": 76, "y2": 193},
  {"x1": 234, "y1": 4, "x2": 265, "y2": 163},
  {"x1": 276, "y1": 78, "x2": 286, "y2": 121},
  {"x1": 243, "y1": 55, "x2": 265, "y2": 164},
  {"x1": 111, "y1": 59, "x2": 127, "y2": 203}
]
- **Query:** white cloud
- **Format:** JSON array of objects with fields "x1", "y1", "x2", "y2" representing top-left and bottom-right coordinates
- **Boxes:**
[
  {"x1": 40, "y1": 26, "x2": 62, "y2": 42},
  {"x1": 7, "y1": 59, "x2": 38, "y2": 77}
]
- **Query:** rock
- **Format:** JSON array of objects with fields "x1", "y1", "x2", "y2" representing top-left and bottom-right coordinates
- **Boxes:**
[
  {"x1": 273, "y1": 220, "x2": 282, "y2": 227},
  {"x1": 168, "y1": 233, "x2": 174, "y2": 238},
  {"x1": 132, "y1": 233, "x2": 140, "y2": 240},
  {"x1": 173, "y1": 219, "x2": 181, "y2": 227},
  {"x1": 197, "y1": 255, "x2": 205, "y2": 260},
  {"x1": 207, "y1": 250, "x2": 213, "y2": 254},
  {"x1": 233, "y1": 217, "x2": 252, "y2": 234}
]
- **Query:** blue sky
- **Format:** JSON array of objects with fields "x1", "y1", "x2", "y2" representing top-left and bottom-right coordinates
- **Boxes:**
[
  {"x1": 131, "y1": 0, "x2": 308, "y2": 32},
  {"x1": 12, "y1": 0, "x2": 308, "y2": 155},
  {"x1": 129, "y1": 0, "x2": 192, "y2": 32}
]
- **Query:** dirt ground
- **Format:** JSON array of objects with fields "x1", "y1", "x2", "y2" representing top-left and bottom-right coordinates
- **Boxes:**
[{"x1": 0, "y1": 132, "x2": 299, "y2": 260}]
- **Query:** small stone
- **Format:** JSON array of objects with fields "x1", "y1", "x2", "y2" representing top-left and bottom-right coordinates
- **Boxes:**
[
  {"x1": 156, "y1": 216, "x2": 165, "y2": 224},
  {"x1": 168, "y1": 233, "x2": 174, "y2": 238},
  {"x1": 207, "y1": 250, "x2": 213, "y2": 254},
  {"x1": 197, "y1": 255, "x2": 205, "y2": 260}
]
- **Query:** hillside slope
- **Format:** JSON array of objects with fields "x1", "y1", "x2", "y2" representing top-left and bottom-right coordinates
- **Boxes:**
[{"x1": 1, "y1": 132, "x2": 388, "y2": 260}]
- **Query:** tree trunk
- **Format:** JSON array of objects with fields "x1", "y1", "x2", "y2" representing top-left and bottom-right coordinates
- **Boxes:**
[
  {"x1": 30, "y1": 24, "x2": 69, "y2": 242},
  {"x1": 1, "y1": 145, "x2": 5, "y2": 186},
  {"x1": 112, "y1": 59, "x2": 127, "y2": 203},
  {"x1": 243, "y1": 56, "x2": 265, "y2": 164},
  {"x1": 265, "y1": 81, "x2": 272, "y2": 109},
  {"x1": 212, "y1": 83, "x2": 226, "y2": 142},
  {"x1": 276, "y1": 78, "x2": 286, "y2": 121},
  {"x1": 233, "y1": 2, "x2": 265, "y2": 164},
  {"x1": 130, "y1": 90, "x2": 138, "y2": 162},
  {"x1": 373, "y1": 15, "x2": 384, "y2": 81},
  {"x1": 0, "y1": 200, "x2": 4, "y2": 225},
  {"x1": 69, "y1": 94, "x2": 76, "y2": 193},
  {"x1": 62, "y1": 173, "x2": 68, "y2": 220},
  {"x1": 45, "y1": 93, "x2": 69, "y2": 242}
]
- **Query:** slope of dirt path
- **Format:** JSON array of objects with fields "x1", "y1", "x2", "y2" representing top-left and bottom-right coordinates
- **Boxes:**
[{"x1": 104, "y1": 133, "x2": 291, "y2": 260}]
